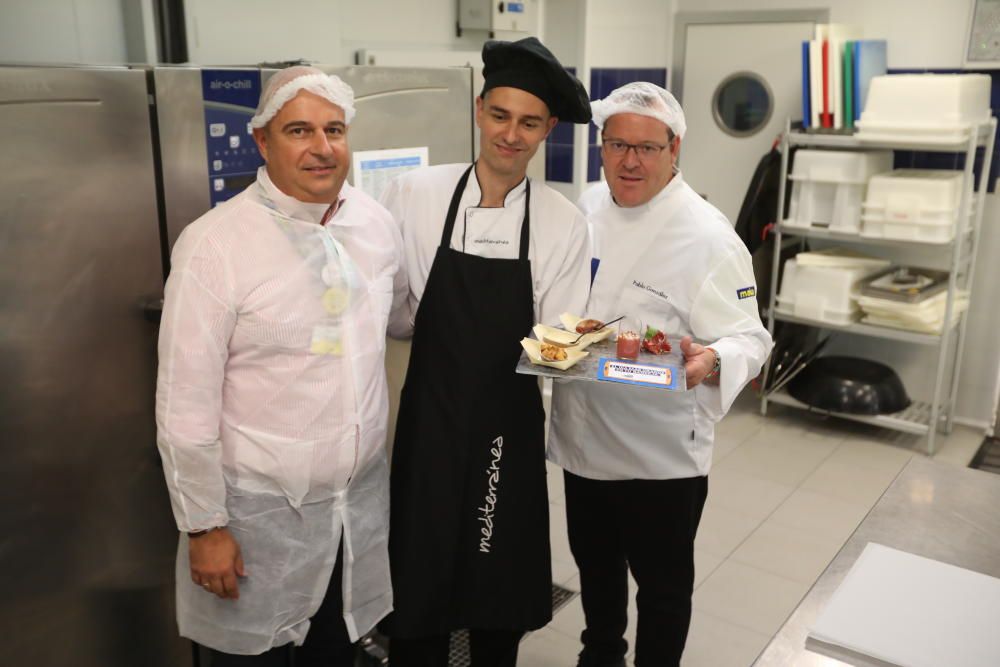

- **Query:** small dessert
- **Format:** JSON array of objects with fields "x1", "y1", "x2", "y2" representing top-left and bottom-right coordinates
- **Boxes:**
[
  {"x1": 540, "y1": 343, "x2": 568, "y2": 362},
  {"x1": 642, "y1": 327, "x2": 671, "y2": 355},
  {"x1": 575, "y1": 318, "x2": 604, "y2": 334}
]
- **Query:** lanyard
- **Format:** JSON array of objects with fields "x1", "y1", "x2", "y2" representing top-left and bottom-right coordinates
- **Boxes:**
[{"x1": 255, "y1": 182, "x2": 360, "y2": 291}]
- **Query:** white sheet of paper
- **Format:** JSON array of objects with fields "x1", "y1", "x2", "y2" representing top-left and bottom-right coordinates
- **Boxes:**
[
  {"x1": 351, "y1": 147, "x2": 429, "y2": 202},
  {"x1": 807, "y1": 542, "x2": 1000, "y2": 667}
]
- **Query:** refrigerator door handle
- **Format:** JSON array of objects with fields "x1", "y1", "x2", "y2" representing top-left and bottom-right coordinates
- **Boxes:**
[{"x1": 141, "y1": 295, "x2": 164, "y2": 324}]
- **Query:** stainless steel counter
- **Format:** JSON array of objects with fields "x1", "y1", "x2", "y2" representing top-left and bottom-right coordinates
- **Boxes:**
[{"x1": 755, "y1": 456, "x2": 1000, "y2": 666}]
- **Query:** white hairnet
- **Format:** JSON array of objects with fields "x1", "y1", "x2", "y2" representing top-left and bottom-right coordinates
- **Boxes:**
[
  {"x1": 250, "y1": 65, "x2": 356, "y2": 129},
  {"x1": 590, "y1": 81, "x2": 686, "y2": 140}
]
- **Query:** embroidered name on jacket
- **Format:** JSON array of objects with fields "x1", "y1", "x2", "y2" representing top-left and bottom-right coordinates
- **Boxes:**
[
  {"x1": 736, "y1": 286, "x2": 756, "y2": 300},
  {"x1": 473, "y1": 238, "x2": 510, "y2": 246},
  {"x1": 478, "y1": 436, "x2": 504, "y2": 553},
  {"x1": 632, "y1": 280, "x2": 669, "y2": 301}
]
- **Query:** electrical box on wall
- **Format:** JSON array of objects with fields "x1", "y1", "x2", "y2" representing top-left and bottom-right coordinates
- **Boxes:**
[
  {"x1": 458, "y1": 0, "x2": 539, "y2": 36},
  {"x1": 965, "y1": 0, "x2": 1000, "y2": 68}
]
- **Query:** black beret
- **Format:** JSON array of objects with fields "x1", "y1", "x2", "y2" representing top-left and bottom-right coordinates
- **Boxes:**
[{"x1": 481, "y1": 37, "x2": 592, "y2": 124}]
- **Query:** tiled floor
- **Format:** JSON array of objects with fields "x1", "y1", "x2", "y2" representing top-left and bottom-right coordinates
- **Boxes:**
[{"x1": 521, "y1": 386, "x2": 986, "y2": 666}]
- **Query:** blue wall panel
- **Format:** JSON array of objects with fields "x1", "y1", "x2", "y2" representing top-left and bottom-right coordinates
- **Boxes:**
[
  {"x1": 545, "y1": 67, "x2": 578, "y2": 183},
  {"x1": 586, "y1": 68, "x2": 668, "y2": 181}
]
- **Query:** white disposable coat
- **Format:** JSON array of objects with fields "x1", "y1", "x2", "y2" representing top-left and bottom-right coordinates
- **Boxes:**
[
  {"x1": 156, "y1": 167, "x2": 404, "y2": 654},
  {"x1": 548, "y1": 174, "x2": 773, "y2": 480},
  {"x1": 380, "y1": 163, "x2": 590, "y2": 333}
]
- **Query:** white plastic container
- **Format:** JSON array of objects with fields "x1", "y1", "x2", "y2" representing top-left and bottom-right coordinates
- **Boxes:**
[
  {"x1": 861, "y1": 169, "x2": 970, "y2": 243},
  {"x1": 776, "y1": 254, "x2": 892, "y2": 325},
  {"x1": 858, "y1": 290, "x2": 969, "y2": 334},
  {"x1": 794, "y1": 247, "x2": 894, "y2": 270},
  {"x1": 855, "y1": 74, "x2": 991, "y2": 145},
  {"x1": 784, "y1": 150, "x2": 893, "y2": 233}
]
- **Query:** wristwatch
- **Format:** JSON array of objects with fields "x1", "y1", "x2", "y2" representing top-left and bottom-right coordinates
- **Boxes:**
[{"x1": 705, "y1": 347, "x2": 721, "y2": 379}]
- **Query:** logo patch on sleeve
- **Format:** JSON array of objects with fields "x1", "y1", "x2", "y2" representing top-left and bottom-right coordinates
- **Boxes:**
[{"x1": 736, "y1": 286, "x2": 756, "y2": 300}]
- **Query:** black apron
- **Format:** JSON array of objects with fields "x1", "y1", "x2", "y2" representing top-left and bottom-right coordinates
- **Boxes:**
[{"x1": 383, "y1": 165, "x2": 551, "y2": 637}]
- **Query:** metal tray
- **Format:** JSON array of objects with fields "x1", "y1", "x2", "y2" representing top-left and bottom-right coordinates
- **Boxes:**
[
  {"x1": 861, "y1": 267, "x2": 948, "y2": 303},
  {"x1": 516, "y1": 339, "x2": 687, "y2": 391}
]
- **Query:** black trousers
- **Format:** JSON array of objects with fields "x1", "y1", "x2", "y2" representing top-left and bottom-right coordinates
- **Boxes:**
[
  {"x1": 390, "y1": 628, "x2": 523, "y2": 667},
  {"x1": 200, "y1": 543, "x2": 355, "y2": 667},
  {"x1": 564, "y1": 471, "x2": 708, "y2": 667}
]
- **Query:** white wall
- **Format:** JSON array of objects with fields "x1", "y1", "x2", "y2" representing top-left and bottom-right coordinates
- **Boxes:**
[
  {"x1": 121, "y1": 0, "x2": 158, "y2": 63},
  {"x1": 956, "y1": 192, "x2": 1000, "y2": 429},
  {"x1": 183, "y1": 0, "x2": 345, "y2": 65},
  {"x1": 0, "y1": 0, "x2": 128, "y2": 64},
  {"x1": 673, "y1": 0, "x2": 972, "y2": 69},
  {"x1": 542, "y1": 0, "x2": 587, "y2": 201},
  {"x1": 586, "y1": 0, "x2": 673, "y2": 67},
  {"x1": 338, "y1": 0, "x2": 485, "y2": 65},
  {"x1": 542, "y1": 0, "x2": 581, "y2": 67},
  {"x1": 184, "y1": 0, "x2": 538, "y2": 66}
]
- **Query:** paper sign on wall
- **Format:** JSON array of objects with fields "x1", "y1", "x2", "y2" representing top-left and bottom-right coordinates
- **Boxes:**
[{"x1": 351, "y1": 147, "x2": 429, "y2": 201}]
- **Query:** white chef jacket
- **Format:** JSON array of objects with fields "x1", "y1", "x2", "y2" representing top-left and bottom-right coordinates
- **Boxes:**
[
  {"x1": 156, "y1": 167, "x2": 404, "y2": 654},
  {"x1": 380, "y1": 163, "x2": 590, "y2": 333},
  {"x1": 547, "y1": 173, "x2": 773, "y2": 480}
]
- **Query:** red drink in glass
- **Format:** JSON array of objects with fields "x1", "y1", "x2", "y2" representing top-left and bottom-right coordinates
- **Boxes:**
[{"x1": 616, "y1": 330, "x2": 641, "y2": 360}]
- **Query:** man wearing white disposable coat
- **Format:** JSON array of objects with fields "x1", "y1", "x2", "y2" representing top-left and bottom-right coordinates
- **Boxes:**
[
  {"x1": 548, "y1": 82, "x2": 773, "y2": 667},
  {"x1": 156, "y1": 66, "x2": 405, "y2": 666}
]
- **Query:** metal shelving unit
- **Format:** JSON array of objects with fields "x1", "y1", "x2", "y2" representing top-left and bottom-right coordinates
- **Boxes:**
[
  {"x1": 760, "y1": 117, "x2": 997, "y2": 454},
  {"x1": 775, "y1": 222, "x2": 975, "y2": 251},
  {"x1": 768, "y1": 390, "x2": 936, "y2": 436},
  {"x1": 770, "y1": 311, "x2": 952, "y2": 346}
]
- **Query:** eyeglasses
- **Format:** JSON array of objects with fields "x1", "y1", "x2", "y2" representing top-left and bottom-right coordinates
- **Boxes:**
[{"x1": 601, "y1": 139, "x2": 670, "y2": 160}]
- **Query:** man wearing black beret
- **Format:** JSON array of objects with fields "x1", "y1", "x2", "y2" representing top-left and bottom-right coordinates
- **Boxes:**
[{"x1": 379, "y1": 37, "x2": 591, "y2": 666}]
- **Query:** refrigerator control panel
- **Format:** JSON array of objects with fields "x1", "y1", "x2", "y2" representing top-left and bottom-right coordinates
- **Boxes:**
[{"x1": 201, "y1": 69, "x2": 264, "y2": 207}]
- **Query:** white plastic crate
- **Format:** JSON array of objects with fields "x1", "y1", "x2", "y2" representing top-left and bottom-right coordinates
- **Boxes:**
[
  {"x1": 861, "y1": 169, "x2": 971, "y2": 243},
  {"x1": 776, "y1": 255, "x2": 891, "y2": 325},
  {"x1": 858, "y1": 290, "x2": 970, "y2": 334},
  {"x1": 855, "y1": 74, "x2": 991, "y2": 145},
  {"x1": 784, "y1": 150, "x2": 893, "y2": 233},
  {"x1": 861, "y1": 212, "x2": 972, "y2": 244}
]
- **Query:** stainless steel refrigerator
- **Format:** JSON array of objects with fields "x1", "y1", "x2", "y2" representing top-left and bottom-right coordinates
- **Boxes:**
[
  {"x1": 0, "y1": 63, "x2": 185, "y2": 666},
  {"x1": 0, "y1": 62, "x2": 473, "y2": 667}
]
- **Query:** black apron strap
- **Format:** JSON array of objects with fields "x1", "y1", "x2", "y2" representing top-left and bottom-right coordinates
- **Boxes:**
[
  {"x1": 519, "y1": 179, "x2": 531, "y2": 261},
  {"x1": 440, "y1": 165, "x2": 475, "y2": 249}
]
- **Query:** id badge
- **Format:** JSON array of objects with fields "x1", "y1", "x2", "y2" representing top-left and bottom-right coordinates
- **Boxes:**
[{"x1": 310, "y1": 324, "x2": 343, "y2": 356}]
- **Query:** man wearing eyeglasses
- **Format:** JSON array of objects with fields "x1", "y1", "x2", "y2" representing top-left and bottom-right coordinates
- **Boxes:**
[{"x1": 547, "y1": 82, "x2": 772, "y2": 667}]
